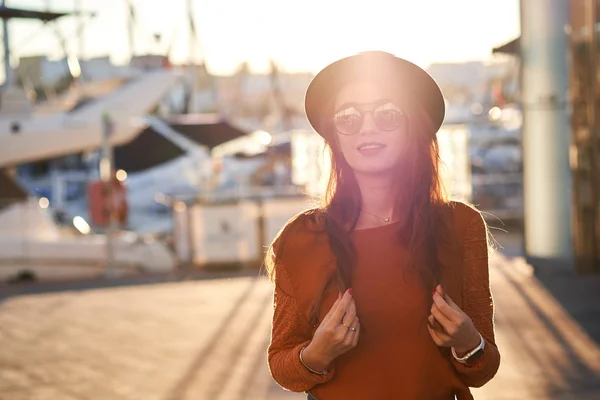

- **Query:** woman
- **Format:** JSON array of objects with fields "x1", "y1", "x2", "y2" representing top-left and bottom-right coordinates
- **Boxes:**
[{"x1": 265, "y1": 51, "x2": 500, "y2": 400}]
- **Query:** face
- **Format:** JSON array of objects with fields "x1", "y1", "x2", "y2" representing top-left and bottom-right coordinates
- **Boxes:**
[{"x1": 332, "y1": 81, "x2": 409, "y2": 176}]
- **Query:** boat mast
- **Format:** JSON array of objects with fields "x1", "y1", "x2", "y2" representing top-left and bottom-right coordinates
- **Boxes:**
[
  {"x1": 127, "y1": 0, "x2": 135, "y2": 60},
  {"x1": 187, "y1": 0, "x2": 218, "y2": 113}
]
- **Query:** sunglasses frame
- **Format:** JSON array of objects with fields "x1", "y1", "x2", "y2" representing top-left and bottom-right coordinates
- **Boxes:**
[{"x1": 332, "y1": 100, "x2": 406, "y2": 136}]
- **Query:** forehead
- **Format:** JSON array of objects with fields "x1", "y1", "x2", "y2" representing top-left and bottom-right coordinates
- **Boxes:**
[{"x1": 334, "y1": 80, "x2": 399, "y2": 109}]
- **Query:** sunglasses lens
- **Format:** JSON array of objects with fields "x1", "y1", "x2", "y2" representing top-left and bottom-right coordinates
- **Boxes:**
[
  {"x1": 373, "y1": 109, "x2": 404, "y2": 131},
  {"x1": 334, "y1": 114, "x2": 362, "y2": 135}
]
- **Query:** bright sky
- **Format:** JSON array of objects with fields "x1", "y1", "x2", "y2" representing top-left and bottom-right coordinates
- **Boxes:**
[{"x1": 12, "y1": 0, "x2": 520, "y2": 75}]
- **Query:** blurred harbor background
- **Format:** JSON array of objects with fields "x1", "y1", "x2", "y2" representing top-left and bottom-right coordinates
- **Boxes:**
[{"x1": 0, "y1": 0, "x2": 599, "y2": 399}]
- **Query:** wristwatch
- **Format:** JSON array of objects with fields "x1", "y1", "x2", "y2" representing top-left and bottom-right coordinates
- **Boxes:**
[{"x1": 451, "y1": 333, "x2": 485, "y2": 364}]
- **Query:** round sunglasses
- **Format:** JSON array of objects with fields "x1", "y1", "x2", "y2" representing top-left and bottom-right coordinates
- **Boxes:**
[{"x1": 333, "y1": 101, "x2": 406, "y2": 136}]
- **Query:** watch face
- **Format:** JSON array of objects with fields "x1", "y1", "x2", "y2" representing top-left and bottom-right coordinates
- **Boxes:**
[{"x1": 467, "y1": 348, "x2": 484, "y2": 362}]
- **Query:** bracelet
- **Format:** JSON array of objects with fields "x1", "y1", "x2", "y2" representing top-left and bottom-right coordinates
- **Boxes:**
[
  {"x1": 299, "y1": 346, "x2": 329, "y2": 375},
  {"x1": 451, "y1": 333, "x2": 485, "y2": 363}
]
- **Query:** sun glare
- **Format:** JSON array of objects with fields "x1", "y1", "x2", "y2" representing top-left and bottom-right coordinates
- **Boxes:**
[
  {"x1": 9, "y1": 1, "x2": 518, "y2": 77},
  {"x1": 119, "y1": 0, "x2": 519, "y2": 74}
]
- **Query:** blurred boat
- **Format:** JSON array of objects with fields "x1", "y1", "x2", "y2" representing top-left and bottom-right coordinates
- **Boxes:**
[{"x1": 0, "y1": 5, "x2": 189, "y2": 281}]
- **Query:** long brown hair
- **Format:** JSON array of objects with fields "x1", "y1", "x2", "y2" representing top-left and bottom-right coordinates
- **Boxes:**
[{"x1": 265, "y1": 102, "x2": 453, "y2": 325}]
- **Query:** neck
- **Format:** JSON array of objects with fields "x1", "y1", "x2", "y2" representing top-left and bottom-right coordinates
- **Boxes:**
[{"x1": 354, "y1": 172, "x2": 406, "y2": 224}]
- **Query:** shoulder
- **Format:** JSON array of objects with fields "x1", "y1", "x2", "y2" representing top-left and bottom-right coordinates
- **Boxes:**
[
  {"x1": 276, "y1": 208, "x2": 325, "y2": 239},
  {"x1": 271, "y1": 208, "x2": 329, "y2": 263},
  {"x1": 445, "y1": 200, "x2": 488, "y2": 243},
  {"x1": 273, "y1": 208, "x2": 325, "y2": 246},
  {"x1": 447, "y1": 200, "x2": 482, "y2": 221},
  {"x1": 270, "y1": 208, "x2": 336, "y2": 309}
]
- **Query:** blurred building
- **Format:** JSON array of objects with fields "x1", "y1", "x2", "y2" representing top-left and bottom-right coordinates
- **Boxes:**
[
  {"x1": 494, "y1": 0, "x2": 600, "y2": 273},
  {"x1": 428, "y1": 59, "x2": 519, "y2": 111},
  {"x1": 569, "y1": 0, "x2": 600, "y2": 273}
]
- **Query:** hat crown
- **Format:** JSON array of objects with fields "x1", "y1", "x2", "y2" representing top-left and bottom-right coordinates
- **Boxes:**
[{"x1": 305, "y1": 51, "x2": 445, "y2": 139}]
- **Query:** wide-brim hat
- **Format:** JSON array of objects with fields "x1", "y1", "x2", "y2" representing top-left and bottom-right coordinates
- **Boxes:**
[{"x1": 304, "y1": 51, "x2": 445, "y2": 139}]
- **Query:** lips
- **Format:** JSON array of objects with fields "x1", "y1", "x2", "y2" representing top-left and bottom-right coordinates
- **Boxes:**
[{"x1": 357, "y1": 142, "x2": 386, "y2": 151}]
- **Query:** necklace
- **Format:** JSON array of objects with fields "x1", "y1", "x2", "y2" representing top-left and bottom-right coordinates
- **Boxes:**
[{"x1": 361, "y1": 209, "x2": 391, "y2": 223}]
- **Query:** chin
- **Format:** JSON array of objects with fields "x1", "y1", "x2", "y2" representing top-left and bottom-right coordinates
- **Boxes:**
[{"x1": 350, "y1": 160, "x2": 399, "y2": 176}]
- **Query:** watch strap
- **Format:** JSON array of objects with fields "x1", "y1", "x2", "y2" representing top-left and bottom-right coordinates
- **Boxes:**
[{"x1": 451, "y1": 333, "x2": 485, "y2": 364}]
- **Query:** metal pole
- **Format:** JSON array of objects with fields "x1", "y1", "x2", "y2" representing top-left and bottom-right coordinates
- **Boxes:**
[
  {"x1": 521, "y1": 0, "x2": 573, "y2": 269},
  {"x1": 2, "y1": 0, "x2": 11, "y2": 88},
  {"x1": 101, "y1": 113, "x2": 117, "y2": 277}
]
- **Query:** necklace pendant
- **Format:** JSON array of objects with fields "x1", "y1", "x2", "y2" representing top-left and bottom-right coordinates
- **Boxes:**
[{"x1": 384, "y1": 217, "x2": 390, "y2": 222}]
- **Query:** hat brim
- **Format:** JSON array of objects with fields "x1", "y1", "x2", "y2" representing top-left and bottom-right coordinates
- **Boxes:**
[{"x1": 304, "y1": 51, "x2": 445, "y2": 139}]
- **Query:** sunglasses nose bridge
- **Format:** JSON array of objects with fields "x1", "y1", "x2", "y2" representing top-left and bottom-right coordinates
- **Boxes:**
[{"x1": 358, "y1": 110, "x2": 378, "y2": 134}]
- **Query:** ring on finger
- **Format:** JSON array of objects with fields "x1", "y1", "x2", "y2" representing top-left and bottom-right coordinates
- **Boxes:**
[{"x1": 341, "y1": 322, "x2": 356, "y2": 331}]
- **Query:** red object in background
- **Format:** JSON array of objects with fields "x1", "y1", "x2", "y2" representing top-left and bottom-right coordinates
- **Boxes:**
[
  {"x1": 88, "y1": 180, "x2": 128, "y2": 226},
  {"x1": 491, "y1": 80, "x2": 506, "y2": 107}
]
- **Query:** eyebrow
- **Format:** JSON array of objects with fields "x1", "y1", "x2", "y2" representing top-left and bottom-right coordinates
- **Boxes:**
[{"x1": 334, "y1": 98, "x2": 395, "y2": 113}]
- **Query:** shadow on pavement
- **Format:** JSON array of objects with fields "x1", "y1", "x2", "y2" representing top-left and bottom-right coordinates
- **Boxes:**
[
  {"x1": 496, "y1": 263, "x2": 600, "y2": 396},
  {"x1": 0, "y1": 267, "x2": 266, "y2": 303},
  {"x1": 532, "y1": 268, "x2": 600, "y2": 346},
  {"x1": 492, "y1": 228, "x2": 600, "y2": 345},
  {"x1": 492, "y1": 227, "x2": 600, "y2": 397}
]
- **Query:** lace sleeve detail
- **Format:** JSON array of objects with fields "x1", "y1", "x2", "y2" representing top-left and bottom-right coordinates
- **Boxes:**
[
  {"x1": 268, "y1": 263, "x2": 335, "y2": 392},
  {"x1": 451, "y1": 213, "x2": 501, "y2": 387}
]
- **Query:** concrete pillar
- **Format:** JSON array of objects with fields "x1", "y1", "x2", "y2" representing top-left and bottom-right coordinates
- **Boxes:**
[
  {"x1": 2, "y1": 16, "x2": 12, "y2": 88},
  {"x1": 520, "y1": 0, "x2": 574, "y2": 269}
]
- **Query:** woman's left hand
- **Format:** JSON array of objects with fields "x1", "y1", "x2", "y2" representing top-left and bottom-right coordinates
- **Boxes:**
[{"x1": 428, "y1": 284, "x2": 481, "y2": 356}]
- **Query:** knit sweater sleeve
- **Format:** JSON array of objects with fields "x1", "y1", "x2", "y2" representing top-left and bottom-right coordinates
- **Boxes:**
[
  {"x1": 451, "y1": 212, "x2": 501, "y2": 387},
  {"x1": 267, "y1": 256, "x2": 335, "y2": 392}
]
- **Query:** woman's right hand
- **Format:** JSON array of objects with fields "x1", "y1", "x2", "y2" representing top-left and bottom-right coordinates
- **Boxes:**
[{"x1": 301, "y1": 289, "x2": 360, "y2": 372}]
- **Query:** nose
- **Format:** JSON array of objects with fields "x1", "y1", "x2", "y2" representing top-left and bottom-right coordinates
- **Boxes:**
[{"x1": 358, "y1": 111, "x2": 378, "y2": 135}]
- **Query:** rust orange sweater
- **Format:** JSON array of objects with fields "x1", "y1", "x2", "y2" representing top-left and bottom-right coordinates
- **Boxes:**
[{"x1": 267, "y1": 201, "x2": 500, "y2": 400}]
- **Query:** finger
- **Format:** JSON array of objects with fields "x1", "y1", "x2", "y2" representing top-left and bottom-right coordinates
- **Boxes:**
[
  {"x1": 429, "y1": 313, "x2": 447, "y2": 334},
  {"x1": 321, "y1": 293, "x2": 343, "y2": 323},
  {"x1": 444, "y1": 293, "x2": 459, "y2": 309},
  {"x1": 433, "y1": 291, "x2": 460, "y2": 320},
  {"x1": 428, "y1": 325, "x2": 453, "y2": 346},
  {"x1": 437, "y1": 285, "x2": 460, "y2": 310},
  {"x1": 432, "y1": 322, "x2": 453, "y2": 342},
  {"x1": 428, "y1": 314, "x2": 439, "y2": 328},
  {"x1": 350, "y1": 317, "x2": 360, "y2": 347},
  {"x1": 428, "y1": 314, "x2": 442, "y2": 331},
  {"x1": 431, "y1": 304, "x2": 453, "y2": 333},
  {"x1": 428, "y1": 304, "x2": 454, "y2": 346},
  {"x1": 428, "y1": 314, "x2": 435, "y2": 327},
  {"x1": 428, "y1": 325, "x2": 446, "y2": 346},
  {"x1": 331, "y1": 289, "x2": 353, "y2": 324},
  {"x1": 343, "y1": 316, "x2": 359, "y2": 346},
  {"x1": 428, "y1": 324, "x2": 442, "y2": 344},
  {"x1": 436, "y1": 284, "x2": 444, "y2": 297},
  {"x1": 342, "y1": 297, "x2": 357, "y2": 326}
]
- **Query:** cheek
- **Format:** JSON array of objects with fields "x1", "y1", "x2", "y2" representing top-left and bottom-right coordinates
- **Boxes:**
[
  {"x1": 336, "y1": 135, "x2": 356, "y2": 158},
  {"x1": 387, "y1": 129, "x2": 410, "y2": 154}
]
